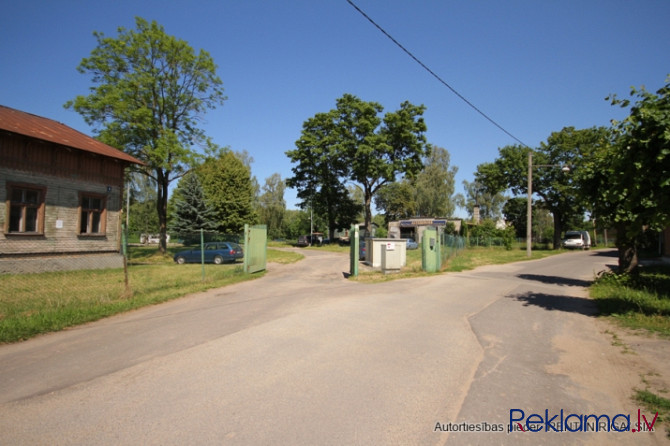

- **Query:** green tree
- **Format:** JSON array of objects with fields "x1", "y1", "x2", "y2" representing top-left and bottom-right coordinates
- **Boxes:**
[
  {"x1": 502, "y1": 196, "x2": 526, "y2": 238},
  {"x1": 372, "y1": 214, "x2": 388, "y2": 237},
  {"x1": 342, "y1": 95, "x2": 430, "y2": 234},
  {"x1": 414, "y1": 146, "x2": 458, "y2": 217},
  {"x1": 502, "y1": 196, "x2": 557, "y2": 242},
  {"x1": 287, "y1": 94, "x2": 430, "y2": 236},
  {"x1": 197, "y1": 151, "x2": 257, "y2": 234},
  {"x1": 168, "y1": 172, "x2": 218, "y2": 244},
  {"x1": 126, "y1": 172, "x2": 159, "y2": 235},
  {"x1": 455, "y1": 179, "x2": 506, "y2": 221},
  {"x1": 258, "y1": 173, "x2": 286, "y2": 240},
  {"x1": 286, "y1": 111, "x2": 359, "y2": 239},
  {"x1": 582, "y1": 78, "x2": 670, "y2": 272},
  {"x1": 476, "y1": 127, "x2": 608, "y2": 248},
  {"x1": 374, "y1": 180, "x2": 417, "y2": 222},
  {"x1": 282, "y1": 210, "x2": 311, "y2": 240},
  {"x1": 66, "y1": 17, "x2": 226, "y2": 253}
]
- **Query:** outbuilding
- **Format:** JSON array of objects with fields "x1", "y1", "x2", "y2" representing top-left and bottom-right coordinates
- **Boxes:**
[{"x1": 387, "y1": 218, "x2": 462, "y2": 243}]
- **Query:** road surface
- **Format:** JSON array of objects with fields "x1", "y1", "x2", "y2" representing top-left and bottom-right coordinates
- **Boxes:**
[{"x1": 0, "y1": 248, "x2": 665, "y2": 445}]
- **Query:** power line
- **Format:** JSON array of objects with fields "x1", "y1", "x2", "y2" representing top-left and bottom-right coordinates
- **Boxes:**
[{"x1": 345, "y1": 0, "x2": 530, "y2": 148}]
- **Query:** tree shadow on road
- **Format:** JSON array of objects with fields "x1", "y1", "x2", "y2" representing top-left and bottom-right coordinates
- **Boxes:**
[
  {"x1": 508, "y1": 291, "x2": 599, "y2": 317},
  {"x1": 516, "y1": 274, "x2": 592, "y2": 288}
]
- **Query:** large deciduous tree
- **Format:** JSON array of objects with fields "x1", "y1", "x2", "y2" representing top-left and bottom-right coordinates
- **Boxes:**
[
  {"x1": 374, "y1": 180, "x2": 417, "y2": 222},
  {"x1": 476, "y1": 127, "x2": 608, "y2": 248},
  {"x1": 66, "y1": 17, "x2": 226, "y2": 253},
  {"x1": 375, "y1": 146, "x2": 458, "y2": 222},
  {"x1": 582, "y1": 79, "x2": 670, "y2": 272},
  {"x1": 455, "y1": 179, "x2": 506, "y2": 221},
  {"x1": 258, "y1": 173, "x2": 287, "y2": 240},
  {"x1": 414, "y1": 146, "x2": 458, "y2": 217},
  {"x1": 287, "y1": 94, "x2": 430, "y2": 236},
  {"x1": 286, "y1": 111, "x2": 359, "y2": 239}
]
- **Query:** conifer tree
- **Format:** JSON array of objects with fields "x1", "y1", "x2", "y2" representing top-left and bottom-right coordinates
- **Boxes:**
[{"x1": 169, "y1": 172, "x2": 218, "y2": 244}]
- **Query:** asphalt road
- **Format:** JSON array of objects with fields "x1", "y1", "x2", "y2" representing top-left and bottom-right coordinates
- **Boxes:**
[{"x1": 0, "y1": 248, "x2": 663, "y2": 445}]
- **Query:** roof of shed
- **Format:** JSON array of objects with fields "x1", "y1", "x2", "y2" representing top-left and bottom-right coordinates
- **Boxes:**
[{"x1": 0, "y1": 104, "x2": 143, "y2": 165}]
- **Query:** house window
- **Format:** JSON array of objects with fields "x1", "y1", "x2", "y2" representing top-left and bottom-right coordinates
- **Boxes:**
[
  {"x1": 6, "y1": 184, "x2": 45, "y2": 234},
  {"x1": 79, "y1": 193, "x2": 107, "y2": 235}
]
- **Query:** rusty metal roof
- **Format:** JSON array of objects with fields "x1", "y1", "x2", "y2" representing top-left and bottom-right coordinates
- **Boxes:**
[{"x1": 0, "y1": 104, "x2": 143, "y2": 165}]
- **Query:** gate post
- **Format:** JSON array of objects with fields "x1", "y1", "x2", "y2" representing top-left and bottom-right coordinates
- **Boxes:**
[{"x1": 349, "y1": 224, "x2": 359, "y2": 277}]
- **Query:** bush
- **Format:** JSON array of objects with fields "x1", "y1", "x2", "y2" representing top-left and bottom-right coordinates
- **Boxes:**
[{"x1": 470, "y1": 220, "x2": 516, "y2": 250}]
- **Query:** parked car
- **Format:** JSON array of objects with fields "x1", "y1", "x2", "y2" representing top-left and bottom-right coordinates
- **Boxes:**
[
  {"x1": 296, "y1": 235, "x2": 311, "y2": 247},
  {"x1": 140, "y1": 233, "x2": 170, "y2": 244},
  {"x1": 406, "y1": 238, "x2": 419, "y2": 250},
  {"x1": 174, "y1": 242, "x2": 244, "y2": 264},
  {"x1": 359, "y1": 240, "x2": 367, "y2": 260},
  {"x1": 562, "y1": 231, "x2": 591, "y2": 250},
  {"x1": 297, "y1": 234, "x2": 326, "y2": 247}
]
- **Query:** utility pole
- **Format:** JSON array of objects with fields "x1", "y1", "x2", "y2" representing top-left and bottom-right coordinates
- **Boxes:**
[{"x1": 526, "y1": 152, "x2": 532, "y2": 257}]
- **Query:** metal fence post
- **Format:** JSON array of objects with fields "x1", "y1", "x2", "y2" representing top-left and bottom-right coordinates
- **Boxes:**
[
  {"x1": 200, "y1": 228, "x2": 205, "y2": 281},
  {"x1": 122, "y1": 222, "x2": 129, "y2": 294}
]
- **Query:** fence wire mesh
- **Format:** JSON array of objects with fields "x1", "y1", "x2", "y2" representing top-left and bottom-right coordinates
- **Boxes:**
[{"x1": 440, "y1": 233, "x2": 466, "y2": 265}]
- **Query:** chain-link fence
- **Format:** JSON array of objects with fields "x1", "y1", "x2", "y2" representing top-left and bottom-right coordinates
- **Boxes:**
[
  {"x1": 467, "y1": 236, "x2": 508, "y2": 248},
  {"x1": 441, "y1": 233, "x2": 466, "y2": 264}
]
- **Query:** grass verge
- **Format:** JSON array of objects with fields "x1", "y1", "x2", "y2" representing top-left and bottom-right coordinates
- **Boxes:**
[
  {"x1": 589, "y1": 264, "x2": 670, "y2": 336},
  {"x1": 0, "y1": 247, "x2": 301, "y2": 343},
  {"x1": 441, "y1": 246, "x2": 562, "y2": 272},
  {"x1": 591, "y1": 263, "x2": 670, "y2": 436},
  {"x1": 352, "y1": 246, "x2": 565, "y2": 282}
]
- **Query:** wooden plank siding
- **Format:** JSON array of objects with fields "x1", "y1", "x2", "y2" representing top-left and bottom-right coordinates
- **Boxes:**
[
  {"x1": 1, "y1": 132, "x2": 123, "y2": 257},
  {"x1": 0, "y1": 132, "x2": 125, "y2": 188}
]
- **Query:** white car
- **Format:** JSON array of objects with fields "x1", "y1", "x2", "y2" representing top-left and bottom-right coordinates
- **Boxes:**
[{"x1": 562, "y1": 231, "x2": 590, "y2": 250}]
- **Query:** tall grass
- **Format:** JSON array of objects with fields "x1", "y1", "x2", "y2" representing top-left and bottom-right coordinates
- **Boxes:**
[{"x1": 590, "y1": 265, "x2": 670, "y2": 336}]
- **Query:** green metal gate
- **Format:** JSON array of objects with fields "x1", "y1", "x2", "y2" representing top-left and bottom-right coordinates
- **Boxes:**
[{"x1": 243, "y1": 224, "x2": 267, "y2": 273}]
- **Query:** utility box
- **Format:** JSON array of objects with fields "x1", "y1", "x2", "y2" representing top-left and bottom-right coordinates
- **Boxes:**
[
  {"x1": 367, "y1": 238, "x2": 407, "y2": 269},
  {"x1": 381, "y1": 242, "x2": 402, "y2": 274}
]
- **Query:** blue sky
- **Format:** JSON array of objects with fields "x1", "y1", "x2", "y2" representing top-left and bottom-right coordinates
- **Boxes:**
[{"x1": 2, "y1": 1, "x2": 668, "y2": 217}]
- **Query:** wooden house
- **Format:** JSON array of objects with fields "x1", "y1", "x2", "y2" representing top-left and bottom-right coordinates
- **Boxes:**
[{"x1": 0, "y1": 105, "x2": 142, "y2": 273}]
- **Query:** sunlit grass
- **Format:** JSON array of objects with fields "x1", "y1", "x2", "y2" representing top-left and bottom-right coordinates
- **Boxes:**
[
  {"x1": 590, "y1": 265, "x2": 670, "y2": 336},
  {"x1": 442, "y1": 246, "x2": 560, "y2": 272},
  {"x1": 352, "y1": 245, "x2": 564, "y2": 282},
  {"x1": 0, "y1": 247, "x2": 299, "y2": 343}
]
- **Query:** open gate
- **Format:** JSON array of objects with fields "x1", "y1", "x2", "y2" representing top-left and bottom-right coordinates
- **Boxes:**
[{"x1": 243, "y1": 224, "x2": 267, "y2": 273}]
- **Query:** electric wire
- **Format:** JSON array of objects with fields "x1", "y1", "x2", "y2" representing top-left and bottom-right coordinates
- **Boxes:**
[{"x1": 345, "y1": 0, "x2": 530, "y2": 148}]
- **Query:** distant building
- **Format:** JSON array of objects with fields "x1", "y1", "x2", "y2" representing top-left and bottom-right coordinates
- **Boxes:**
[
  {"x1": 388, "y1": 218, "x2": 462, "y2": 243},
  {"x1": 334, "y1": 222, "x2": 378, "y2": 241},
  {"x1": 0, "y1": 105, "x2": 143, "y2": 273}
]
